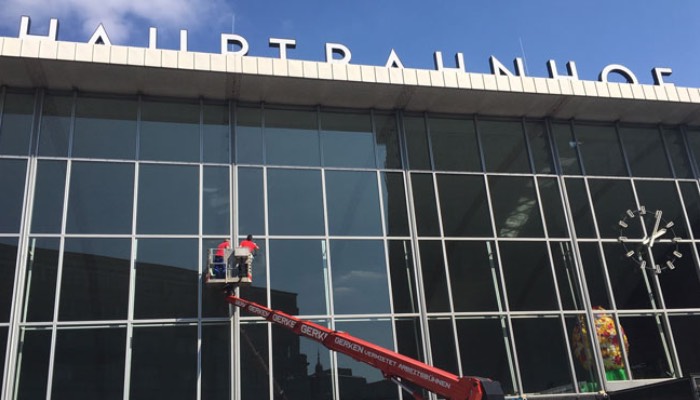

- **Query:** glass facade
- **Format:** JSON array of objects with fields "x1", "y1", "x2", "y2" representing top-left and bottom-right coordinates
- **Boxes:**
[{"x1": 1, "y1": 88, "x2": 700, "y2": 399}]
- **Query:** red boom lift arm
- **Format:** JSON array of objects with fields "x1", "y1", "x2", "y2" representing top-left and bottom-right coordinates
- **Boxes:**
[{"x1": 226, "y1": 295, "x2": 505, "y2": 400}]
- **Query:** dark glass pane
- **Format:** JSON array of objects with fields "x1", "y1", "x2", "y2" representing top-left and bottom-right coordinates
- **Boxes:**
[
  {"x1": 565, "y1": 315, "x2": 601, "y2": 392},
  {"x1": 662, "y1": 127, "x2": 693, "y2": 179},
  {"x1": 446, "y1": 241, "x2": 503, "y2": 312},
  {"x1": 242, "y1": 323, "x2": 271, "y2": 400},
  {"x1": 512, "y1": 317, "x2": 572, "y2": 393},
  {"x1": 24, "y1": 238, "x2": 59, "y2": 322},
  {"x1": 59, "y1": 238, "x2": 130, "y2": 321},
  {"x1": 428, "y1": 318, "x2": 458, "y2": 374},
  {"x1": 537, "y1": 177, "x2": 569, "y2": 238},
  {"x1": 659, "y1": 243, "x2": 700, "y2": 308},
  {"x1": 0, "y1": 159, "x2": 27, "y2": 232},
  {"x1": 135, "y1": 238, "x2": 198, "y2": 319},
  {"x1": 669, "y1": 315, "x2": 700, "y2": 376},
  {"x1": 620, "y1": 316, "x2": 673, "y2": 379},
  {"x1": 320, "y1": 111, "x2": 375, "y2": 168},
  {"x1": 130, "y1": 326, "x2": 197, "y2": 399},
  {"x1": 53, "y1": 328, "x2": 126, "y2": 399},
  {"x1": 395, "y1": 318, "x2": 428, "y2": 399},
  {"x1": 0, "y1": 93, "x2": 34, "y2": 155},
  {"x1": 456, "y1": 318, "x2": 514, "y2": 395},
  {"x1": 437, "y1": 174, "x2": 492, "y2": 237},
  {"x1": 202, "y1": 324, "x2": 231, "y2": 400},
  {"x1": 239, "y1": 240, "x2": 268, "y2": 306},
  {"x1": 564, "y1": 178, "x2": 596, "y2": 238},
  {"x1": 526, "y1": 121, "x2": 555, "y2": 174},
  {"x1": 419, "y1": 241, "x2": 450, "y2": 312},
  {"x1": 38, "y1": 94, "x2": 71, "y2": 157},
  {"x1": 237, "y1": 167, "x2": 264, "y2": 236},
  {"x1": 380, "y1": 172, "x2": 409, "y2": 237},
  {"x1": 73, "y1": 96, "x2": 137, "y2": 160},
  {"x1": 265, "y1": 109, "x2": 320, "y2": 167},
  {"x1": 429, "y1": 117, "x2": 480, "y2": 172},
  {"x1": 235, "y1": 107, "x2": 263, "y2": 165},
  {"x1": 66, "y1": 161, "x2": 134, "y2": 234},
  {"x1": 0, "y1": 237, "x2": 18, "y2": 322},
  {"x1": 550, "y1": 242, "x2": 585, "y2": 310},
  {"x1": 203, "y1": 103, "x2": 229, "y2": 164},
  {"x1": 588, "y1": 179, "x2": 639, "y2": 239},
  {"x1": 620, "y1": 126, "x2": 672, "y2": 178},
  {"x1": 411, "y1": 173, "x2": 440, "y2": 237},
  {"x1": 575, "y1": 124, "x2": 627, "y2": 176},
  {"x1": 0, "y1": 328, "x2": 4, "y2": 382},
  {"x1": 326, "y1": 171, "x2": 382, "y2": 236},
  {"x1": 140, "y1": 100, "x2": 199, "y2": 162},
  {"x1": 551, "y1": 122, "x2": 582, "y2": 175},
  {"x1": 635, "y1": 180, "x2": 688, "y2": 238},
  {"x1": 404, "y1": 116, "x2": 430, "y2": 170},
  {"x1": 500, "y1": 242, "x2": 558, "y2": 311},
  {"x1": 269, "y1": 240, "x2": 327, "y2": 315},
  {"x1": 31, "y1": 160, "x2": 66, "y2": 233},
  {"x1": 388, "y1": 240, "x2": 418, "y2": 313},
  {"x1": 335, "y1": 320, "x2": 398, "y2": 400},
  {"x1": 602, "y1": 242, "x2": 653, "y2": 309},
  {"x1": 489, "y1": 176, "x2": 544, "y2": 238},
  {"x1": 15, "y1": 329, "x2": 51, "y2": 399},
  {"x1": 578, "y1": 243, "x2": 611, "y2": 309},
  {"x1": 267, "y1": 169, "x2": 324, "y2": 235},
  {"x1": 479, "y1": 119, "x2": 530, "y2": 173},
  {"x1": 374, "y1": 113, "x2": 402, "y2": 169},
  {"x1": 680, "y1": 182, "x2": 700, "y2": 239},
  {"x1": 331, "y1": 240, "x2": 390, "y2": 314},
  {"x1": 203, "y1": 166, "x2": 230, "y2": 235},
  {"x1": 137, "y1": 164, "x2": 198, "y2": 234}
]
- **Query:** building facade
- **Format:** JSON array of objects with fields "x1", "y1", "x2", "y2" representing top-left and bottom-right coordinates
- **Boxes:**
[{"x1": 0, "y1": 29, "x2": 700, "y2": 400}]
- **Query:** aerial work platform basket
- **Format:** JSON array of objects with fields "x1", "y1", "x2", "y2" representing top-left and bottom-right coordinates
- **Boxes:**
[{"x1": 205, "y1": 246, "x2": 252, "y2": 285}]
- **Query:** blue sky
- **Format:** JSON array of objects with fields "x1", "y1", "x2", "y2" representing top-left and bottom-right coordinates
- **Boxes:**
[{"x1": 1, "y1": 0, "x2": 699, "y2": 87}]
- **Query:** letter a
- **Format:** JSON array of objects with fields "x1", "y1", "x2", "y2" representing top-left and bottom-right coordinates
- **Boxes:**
[
  {"x1": 385, "y1": 49, "x2": 404, "y2": 69},
  {"x1": 88, "y1": 24, "x2": 112, "y2": 45}
]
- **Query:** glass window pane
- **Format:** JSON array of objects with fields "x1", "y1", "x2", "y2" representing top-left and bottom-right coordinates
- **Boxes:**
[
  {"x1": 388, "y1": 240, "x2": 418, "y2": 313},
  {"x1": 635, "y1": 180, "x2": 689, "y2": 238},
  {"x1": 59, "y1": 238, "x2": 130, "y2": 321},
  {"x1": 551, "y1": 122, "x2": 582, "y2": 175},
  {"x1": 203, "y1": 166, "x2": 230, "y2": 235},
  {"x1": 500, "y1": 242, "x2": 558, "y2": 311},
  {"x1": 24, "y1": 238, "x2": 60, "y2": 322},
  {"x1": 130, "y1": 326, "x2": 197, "y2": 398},
  {"x1": 267, "y1": 169, "x2": 324, "y2": 235},
  {"x1": 512, "y1": 317, "x2": 573, "y2": 393},
  {"x1": 265, "y1": 109, "x2": 320, "y2": 167},
  {"x1": 578, "y1": 243, "x2": 611, "y2": 309},
  {"x1": 669, "y1": 315, "x2": 700, "y2": 376},
  {"x1": 53, "y1": 328, "x2": 126, "y2": 398},
  {"x1": 140, "y1": 100, "x2": 199, "y2": 162},
  {"x1": 235, "y1": 107, "x2": 263, "y2": 165},
  {"x1": 135, "y1": 238, "x2": 198, "y2": 319},
  {"x1": 67, "y1": 161, "x2": 134, "y2": 234},
  {"x1": 428, "y1": 318, "x2": 458, "y2": 374},
  {"x1": 380, "y1": 172, "x2": 409, "y2": 237},
  {"x1": 588, "y1": 179, "x2": 639, "y2": 239},
  {"x1": 537, "y1": 177, "x2": 569, "y2": 238},
  {"x1": 658, "y1": 243, "x2": 700, "y2": 308},
  {"x1": 437, "y1": 174, "x2": 492, "y2": 237},
  {"x1": 269, "y1": 239, "x2": 327, "y2": 315},
  {"x1": 419, "y1": 241, "x2": 450, "y2": 312},
  {"x1": 0, "y1": 327, "x2": 4, "y2": 380},
  {"x1": 620, "y1": 315, "x2": 673, "y2": 379},
  {"x1": 374, "y1": 113, "x2": 402, "y2": 169},
  {"x1": 575, "y1": 124, "x2": 627, "y2": 176},
  {"x1": 602, "y1": 243, "x2": 653, "y2": 309},
  {"x1": 564, "y1": 178, "x2": 596, "y2": 238},
  {"x1": 242, "y1": 323, "x2": 271, "y2": 400},
  {"x1": 680, "y1": 182, "x2": 700, "y2": 239},
  {"x1": 619, "y1": 126, "x2": 671, "y2": 178},
  {"x1": 429, "y1": 117, "x2": 480, "y2": 172},
  {"x1": 662, "y1": 127, "x2": 693, "y2": 179},
  {"x1": 31, "y1": 160, "x2": 66, "y2": 233},
  {"x1": 39, "y1": 94, "x2": 71, "y2": 157},
  {"x1": 239, "y1": 240, "x2": 267, "y2": 305},
  {"x1": 237, "y1": 167, "x2": 264, "y2": 236},
  {"x1": 202, "y1": 324, "x2": 231, "y2": 400},
  {"x1": 526, "y1": 121, "x2": 555, "y2": 174},
  {"x1": 446, "y1": 241, "x2": 503, "y2": 312},
  {"x1": 394, "y1": 318, "x2": 428, "y2": 397},
  {"x1": 321, "y1": 112, "x2": 375, "y2": 168},
  {"x1": 685, "y1": 128, "x2": 700, "y2": 177},
  {"x1": 551, "y1": 242, "x2": 585, "y2": 311},
  {"x1": 0, "y1": 159, "x2": 27, "y2": 233},
  {"x1": 73, "y1": 96, "x2": 137, "y2": 160},
  {"x1": 15, "y1": 329, "x2": 51, "y2": 399},
  {"x1": 479, "y1": 120, "x2": 531, "y2": 173},
  {"x1": 489, "y1": 176, "x2": 544, "y2": 238},
  {"x1": 566, "y1": 315, "x2": 601, "y2": 392},
  {"x1": 331, "y1": 240, "x2": 390, "y2": 314},
  {"x1": 137, "y1": 164, "x2": 198, "y2": 234},
  {"x1": 411, "y1": 173, "x2": 440, "y2": 237},
  {"x1": 326, "y1": 171, "x2": 382, "y2": 236},
  {"x1": 404, "y1": 116, "x2": 431, "y2": 170},
  {"x1": 203, "y1": 103, "x2": 229, "y2": 164},
  {"x1": 0, "y1": 93, "x2": 34, "y2": 155},
  {"x1": 0, "y1": 237, "x2": 18, "y2": 322}
]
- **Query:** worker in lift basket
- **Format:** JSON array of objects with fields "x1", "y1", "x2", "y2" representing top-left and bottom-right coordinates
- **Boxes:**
[
  {"x1": 238, "y1": 235, "x2": 259, "y2": 278},
  {"x1": 213, "y1": 239, "x2": 231, "y2": 279}
]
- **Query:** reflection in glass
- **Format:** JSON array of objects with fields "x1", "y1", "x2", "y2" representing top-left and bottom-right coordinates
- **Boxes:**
[
  {"x1": 53, "y1": 328, "x2": 126, "y2": 399},
  {"x1": 267, "y1": 169, "x2": 324, "y2": 235},
  {"x1": 500, "y1": 242, "x2": 558, "y2": 311},
  {"x1": 59, "y1": 238, "x2": 130, "y2": 321},
  {"x1": 411, "y1": 173, "x2": 440, "y2": 237},
  {"x1": 0, "y1": 92, "x2": 34, "y2": 155},
  {"x1": 551, "y1": 122, "x2": 582, "y2": 175},
  {"x1": 265, "y1": 109, "x2": 320, "y2": 166},
  {"x1": 620, "y1": 315, "x2": 674, "y2": 379},
  {"x1": 564, "y1": 178, "x2": 596, "y2": 238},
  {"x1": 429, "y1": 117, "x2": 480, "y2": 172},
  {"x1": 404, "y1": 116, "x2": 431, "y2": 170},
  {"x1": 242, "y1": 323, "x2": 271, "y2": 400},
  {"x1": 24, "y1": 238, "x2": 60, "y2": 322},
  {"x1": 236, "y1": 107, "x2": 263, "y2": 165},
  {"x1": 15, "y1": 329, "x2": 51, "y2": 399},
  {"x1": 680, "y1": 182, "x2": 700, "y2": 239},
  {"x1": 137, "y1": 164, "x2": 198, "y2": 234},
  {"x1": 380, "y1": 172, "x2": 410, "y2": 237},
  {"x1": 479, "y1": 120, "x2": 530, "y2": 173},
  {"x1": 237, "y1": 167, "x2": 265, "y2": 236},
  {"x1": 374, "y1": 113, "x2": 402, "y2": 169},
  {"x1": 331, "y1": 240, "x2": 390, "y2": 314},
  {"x1": 67, "y1": 161, "x2": 134, "y2": 234},
  {"x1": 269, "y1": 240, "x2": 327, "y2": 315},
  {"x1": 658, "y1": 243, "x2": 700, "y2": 308},
  {"x1": 537, "y1": 177, "x2": 568, "y2": 238},
  {"x1": 619, "y1": 126, "x2": 672, "y2": 178},
  {"x1": 488, "y1": 176, "x2": 543, "y2": 238},
  {"x1": 550, "y1": 242, "x2": 584, "y2": 310},
  {"x1": 202, "y1": 323, "x2": 231, "y2": 400},
  {"x1": 419, "y1": 241, "x2": 450, "y2": 312},
  {"x1": 588, "y1": 179, "x2": 639, "y2": 239},
  {"x1": 140, "y1": 100, "x2": 199, "y2": 162},
  {"x1": 578, "y1": 243, "x2": 611, "y2": 309},
  {"x1": 669, "y1": 315, "x2": 700, "y2": 376},
  {"x1": 135, "y1": 238, "x2": 198, "y2": 319},
  {"x1": 428, "y1": 318, "x2": 458, "y2": 374},
  {"x1": 203, "y1": 103, "x2": 229, "y2": 164},
  {"x1": 326, "y1": 171, "x2": 382, "y2": 236},
  {"x1": 73, "y1": 96, "x2": 137, "y2": 160},
  {"x1": 634, "y1": 180, "x2": 688, "y2": 238},
  {"x1": 565, "y1": 315, "x2": 600, "y2": 392},
  {"x1": 203, "y1": 166, "x2": 230, "y2": 235},
  {"x1": 31, "y1": 160, "x2": 66, "y2": 233},
  {"x1": 388, "y1": 240, "x2": 418, "y2": 313},
  {"x1": 662, "y1": 127, "x2": 693, "y2": 178},
  {"x1": 0, "y1": 159, "x2": 27, "y2": 233},
  {"x1": 39, "y1": 94, "x2": 71, "y2": 157},
  {"x1": 320, "y1": 111, "x2": 375, "y2": 168},
  {"x1": 575, "y1": 124, "x2": 627, "y2": 176},
  {"x1": 129, "y1": 326, "x2": 197, "y2": 398},
  {"x1": 438, "y1": 174, "x2": 493, "y2": 237},
  {"x1": 526, "y1": 121, "x2": 555, "y2": 174},
  {"x1": 446, "y1": 241, "x2": 502, "y2": 312},
  {"x1": 0, "y1": 238, "x2": 18, "y2": 322}
]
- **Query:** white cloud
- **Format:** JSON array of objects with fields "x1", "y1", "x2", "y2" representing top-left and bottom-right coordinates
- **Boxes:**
[{"x1": 1, "y1": 0, "x2": 233, "y2": 44}]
